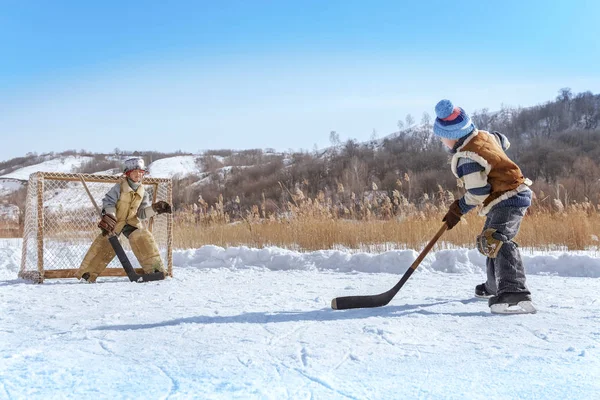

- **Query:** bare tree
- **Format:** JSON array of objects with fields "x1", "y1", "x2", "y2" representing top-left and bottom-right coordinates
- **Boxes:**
[
  {"x1": 573, "y1": 156, "x2": 600, "y2": 197},
  {"x1": 472, "y1": 108, "x2": 492, "y2": 131},
  {"x1": 556, "y1": 87, "x2": 573, "y2": 104},
  {"x1": 370, "y1": 129, "x2": 378, "y2": 141},
  {"x1": 573, "y1": 92, "x2": 599, "y2": 129},
  {"x1": 421, "y1": 112, "x2": 432, "y2": 127},
  {"x1": 329, "y1": 130, "x2": 341, "y2": 147}
]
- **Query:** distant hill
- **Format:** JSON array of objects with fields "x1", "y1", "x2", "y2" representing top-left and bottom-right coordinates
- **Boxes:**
[
  {"x1": 0, "y1": 148, "x2": 290, "y2": 218},
  {"x1": 1, "y1": 155, "x2": 95, "y2": 181}
]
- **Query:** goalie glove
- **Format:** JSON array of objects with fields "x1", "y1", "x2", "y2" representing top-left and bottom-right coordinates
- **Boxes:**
[
  {"x1": 152, "y1": 201, "x2": 172, "y2": 214},
  {"x1": 98, "y1": 212, "x2": 117, "y2": 235}
]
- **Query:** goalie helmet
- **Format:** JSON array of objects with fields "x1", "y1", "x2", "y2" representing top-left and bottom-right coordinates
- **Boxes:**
[{"x1": 123, "y1": 157, "x2": 146, "y2": 174}]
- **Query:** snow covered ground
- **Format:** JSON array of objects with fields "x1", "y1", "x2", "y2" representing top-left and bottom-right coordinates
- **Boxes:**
[
  {"x1": 0, "y1": 204, "x2": 19, "y2": 224},
  {"x1": 0, "y1": 156, "x2": 95, "y2": 181},
  {"x1": 147, "y1": 156, "x2": 203, "y2": 179},
  {"x1": 0, "y1": 180, "x2": 24, "y2": 198},
  {"x1": 0, "y1": 240, "x2": 599, "y2": 399}
]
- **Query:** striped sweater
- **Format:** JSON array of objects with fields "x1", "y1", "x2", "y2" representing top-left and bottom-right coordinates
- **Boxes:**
[{"x1": 450, "y1": 130, "x2": 532, "y2": 216}]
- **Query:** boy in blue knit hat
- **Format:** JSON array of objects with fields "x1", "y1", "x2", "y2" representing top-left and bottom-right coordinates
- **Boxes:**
[{"x1": 434, "y1": 99, "x2": 536, "y2": 314}]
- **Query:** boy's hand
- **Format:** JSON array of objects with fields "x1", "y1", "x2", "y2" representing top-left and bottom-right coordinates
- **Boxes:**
[{"x1": 442, "y1": 200, "x2": 463, "y2": 230}]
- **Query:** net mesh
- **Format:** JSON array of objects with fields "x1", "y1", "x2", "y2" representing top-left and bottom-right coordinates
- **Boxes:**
[{"x1": 19, "y1": 172, "x2": 173, "y2": 282}]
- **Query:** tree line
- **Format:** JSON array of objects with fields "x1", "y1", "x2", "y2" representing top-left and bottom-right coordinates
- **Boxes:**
[
  {"x1": 2, "y1": 88, "x2": 599, "y2": 217},
  {"x1": 178, "y1": 88, "x2": 600, "y2": 213}
]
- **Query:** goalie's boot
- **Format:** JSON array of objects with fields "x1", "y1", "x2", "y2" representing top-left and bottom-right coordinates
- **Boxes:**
[
  {"x1": 475, "y1": 283, "x2": 494, "y2": 299},
  {"x1": 80, "y1": 272, "x2": 98, "y2": 283},
  {"x1": 489, "y1": 292, "x2": 536, "y2": 315}
]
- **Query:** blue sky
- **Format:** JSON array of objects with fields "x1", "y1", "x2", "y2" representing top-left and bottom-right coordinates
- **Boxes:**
[{"x1": 1, "y1": 0, "x2": 599, "y2": 162}]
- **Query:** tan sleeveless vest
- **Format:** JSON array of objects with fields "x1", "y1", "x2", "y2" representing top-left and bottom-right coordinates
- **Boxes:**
[{"x1": 114, "y1": 178, "x2": 145, "y2": 233}]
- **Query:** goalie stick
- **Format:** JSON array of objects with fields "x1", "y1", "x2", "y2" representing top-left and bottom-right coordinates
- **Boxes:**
[
  {"x1": 331, "y1": 224, "x2": 447, "y2": 310},
  {"x1": 107, "y1": 235, "x2": 164, "y2": 282},
  {"x1": 79, "y1": 175, "x2": 165, "y2": 283}
]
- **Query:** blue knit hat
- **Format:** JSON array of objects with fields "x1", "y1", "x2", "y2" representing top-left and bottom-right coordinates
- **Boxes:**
[{"x1": 433, "y1": 99, "x2": 476, "y2": 139}]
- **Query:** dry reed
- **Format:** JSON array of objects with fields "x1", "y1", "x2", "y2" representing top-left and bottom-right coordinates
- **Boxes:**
[
  {"x1": 2, "y1": 186, "x2": 598, "y2": 253},
  {"x1": 173, "y1": 186, "x2": 600, "y2": 253}
]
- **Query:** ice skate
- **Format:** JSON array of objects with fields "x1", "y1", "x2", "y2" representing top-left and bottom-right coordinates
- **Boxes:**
[
  {"x1": 489, "y1": 292, "x2": 536, "y2": 314},
  {"x1": 475, "y1": 283, "x2": 493, "y2": 299}
]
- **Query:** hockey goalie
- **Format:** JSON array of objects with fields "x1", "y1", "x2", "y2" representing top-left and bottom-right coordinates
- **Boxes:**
[{"x1": 75, "y1": 157, "x2": 172, "y2": 283}]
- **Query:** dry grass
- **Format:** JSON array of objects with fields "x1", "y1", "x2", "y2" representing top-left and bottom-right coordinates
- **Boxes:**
[
  {"x1": 173, "y1": 187, "x2": 600, "y2": 253},
  {"x1": 2, "y1": 186, "x2": 599, "y2": 253},
  {"x1": 0, "y1": 225, "x2": 21, "y2": 239},
  {"x1": 173, "y1": 213, "x2": 600, "y2": 252}
]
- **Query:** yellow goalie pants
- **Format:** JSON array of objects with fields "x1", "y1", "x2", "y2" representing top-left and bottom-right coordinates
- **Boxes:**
[{"x1": 76, "y1": 229, "x2": 165, "y2": 282}]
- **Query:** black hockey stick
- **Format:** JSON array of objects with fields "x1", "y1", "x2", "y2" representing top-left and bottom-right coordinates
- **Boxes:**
[
  {"x1": 331, "y1": 224, "x2": 447, "y2": 310},
  {"x1": 108, "y1": 235, "x2": 164, "y2": 282},
  {"x1": 79, "y1": 175, "x2": 164, "y2": 283}
]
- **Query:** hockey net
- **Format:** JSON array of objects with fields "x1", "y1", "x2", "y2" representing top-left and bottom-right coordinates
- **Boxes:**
[{"x1": 19, "y1": 172, "x2": 173, "y2": 282}]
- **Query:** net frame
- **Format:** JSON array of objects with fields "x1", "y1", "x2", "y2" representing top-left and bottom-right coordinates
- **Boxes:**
[{"x1": 19, "y1": 172, "x2": 173, "y2": 283}]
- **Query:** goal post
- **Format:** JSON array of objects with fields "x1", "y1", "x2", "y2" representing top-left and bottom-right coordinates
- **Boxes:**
[{"x1": 19, "y1": 172, "x2": 173, "y2": 283}]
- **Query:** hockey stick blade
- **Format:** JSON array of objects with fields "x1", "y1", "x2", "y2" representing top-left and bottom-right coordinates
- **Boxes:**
[
  {"x1": 108, "y1": 235, "x2": 165, "y2": 283},
  {"x1": 331, "y1": 267, "x2": 415, "y2": 309},
  {"x1": 331, "y1": 224, "x2": 447, "y2": 310}
]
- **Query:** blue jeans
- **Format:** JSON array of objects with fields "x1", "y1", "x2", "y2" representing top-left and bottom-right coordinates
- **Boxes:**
[{"x1": 483, "y1": 206, "x2": 530, "y2": 296}]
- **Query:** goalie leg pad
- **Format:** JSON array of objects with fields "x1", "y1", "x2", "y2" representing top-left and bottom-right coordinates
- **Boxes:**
[
  {"x1": 476, "y1": 228, "x2": 504, "y2": 258},
  {"x1": 77, "y1": 233, "x2": 116, "y2": 279},
  {"x1": 128, "y1": 229, "x2": 165, "y2": 274}
]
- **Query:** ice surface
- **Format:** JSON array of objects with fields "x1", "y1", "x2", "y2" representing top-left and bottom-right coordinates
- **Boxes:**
[{"x1": 0, "y1": 240, "x2": 598, "y2": 399}]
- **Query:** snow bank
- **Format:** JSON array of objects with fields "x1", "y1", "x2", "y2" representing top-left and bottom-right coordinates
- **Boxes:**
[
  {"x1": 0, "y1": 239, "x2": 22, "y2": 280},
  {"x1": 3, "y1": 239, "x2": 598, "y2": 278},
  {"x1": 172, "y1": 245, "x2": 600, "y2": 277},
  {"x1": 524, "y1": 252, "x2": 600, "y2": 277}
]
